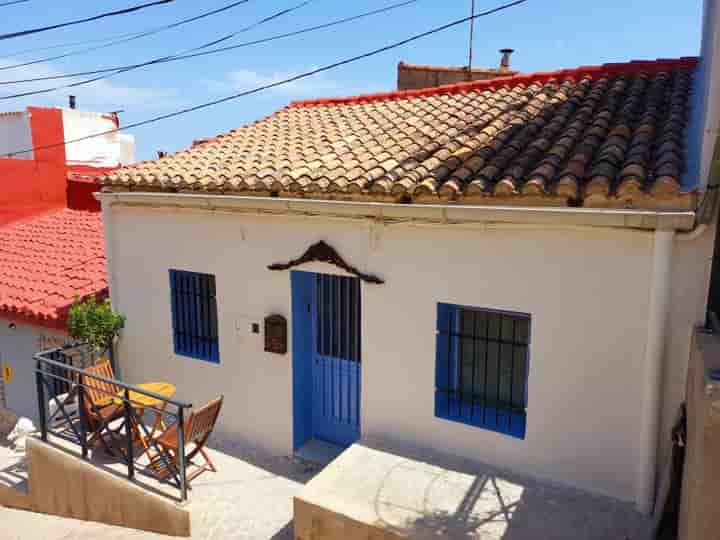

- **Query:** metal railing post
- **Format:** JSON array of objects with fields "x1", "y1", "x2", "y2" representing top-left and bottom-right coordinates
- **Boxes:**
[
  {"x1": 78, "y1": 383, "x2": 88, "y2": 459},
  {"x1": 177, "y1": 406, "x2": 187, "y2": 502},
  {"x1": 35, "y1": 361, "x2": 47, "y2": 442},
  {"x1": 124, "y1": 388, "x2": 134, "y2": 479}
]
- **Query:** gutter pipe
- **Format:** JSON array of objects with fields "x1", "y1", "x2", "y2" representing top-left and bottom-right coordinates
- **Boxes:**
[
  {"x1": 637, "y1": 228, "x2": 675, "y2": 515},
  {"x1": 95, "y1": 191, "x2": 697, "y2": 232}
]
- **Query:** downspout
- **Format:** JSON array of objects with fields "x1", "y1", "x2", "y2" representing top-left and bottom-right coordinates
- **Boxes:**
[
  {"x1": 99, "y1": 197, "x2": 120, "y2": 375},
  {"x1": 637, "y1": 229, "x2": 675, "y2": 514}
]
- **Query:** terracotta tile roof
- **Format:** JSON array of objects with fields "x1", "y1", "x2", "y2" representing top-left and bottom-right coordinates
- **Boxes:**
[
  {"x1": 103, "y1": 57, "x2": 700, "y2": 210},
  {"x1": 0, "y1": 208, "x2": 107, "y2": 326}
]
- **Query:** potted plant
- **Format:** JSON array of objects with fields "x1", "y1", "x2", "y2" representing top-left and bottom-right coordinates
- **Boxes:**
[{"x1": 68, "y1": 296, "x2": 126, "y2": 366}]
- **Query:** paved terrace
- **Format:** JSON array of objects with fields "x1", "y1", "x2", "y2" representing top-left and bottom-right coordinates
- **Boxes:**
[
  {"x1": 0, "y1": 432, "x2": 654, "y2": 539},
  {"x1": 1, "y1": 433, "x2": 318, "y2": 539}
]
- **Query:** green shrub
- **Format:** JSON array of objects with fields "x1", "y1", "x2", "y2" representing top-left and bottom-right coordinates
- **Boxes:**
[{"x1": 68, "y1": 296, "x2": 125, "y2": 354}]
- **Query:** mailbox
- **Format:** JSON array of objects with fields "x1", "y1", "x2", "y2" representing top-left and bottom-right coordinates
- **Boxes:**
[{"x1": 264, "y1": 314, "x2": 287, "y2": 354}]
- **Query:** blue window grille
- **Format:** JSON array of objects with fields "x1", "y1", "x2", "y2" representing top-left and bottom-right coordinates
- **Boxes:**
[
  {"x1": 169, "y1": 269, "x2": 220, "y2": 363},
  {"x1": 435, "y1": 303, "x2": 530, "y2": 439}
]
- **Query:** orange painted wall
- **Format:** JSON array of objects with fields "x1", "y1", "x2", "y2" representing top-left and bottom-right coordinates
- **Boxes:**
[{"x1": 0, "y1": 107, "x2": 68, "y2": 225}]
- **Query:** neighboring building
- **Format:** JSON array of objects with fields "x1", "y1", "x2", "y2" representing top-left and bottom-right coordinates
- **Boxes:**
[
  {"x1": 0, "y1": 105, "x2": 133, "y2": 419},
  {"x1": 98, "y1": 53, "x2": 714, "y2": 516},
  {"x1": 397, "y1": 49, "x2": 519, "y2": 90}
]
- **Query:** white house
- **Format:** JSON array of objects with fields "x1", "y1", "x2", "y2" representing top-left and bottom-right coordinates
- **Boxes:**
[{"x1": 97, "y1": 50, "x2": 718, "y2": 515}]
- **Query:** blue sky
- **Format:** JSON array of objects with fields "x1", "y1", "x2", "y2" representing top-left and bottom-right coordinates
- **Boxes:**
[{"x1": 0, "y1": 0, "x2": 704, "y2": 161}]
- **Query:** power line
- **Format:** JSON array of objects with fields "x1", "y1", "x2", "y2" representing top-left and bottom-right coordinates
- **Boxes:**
[
  {"x1": 0, "y1": 0, "x2": 175, "y2": 42},
  {"x1": 0, "y1": 0, "x2": 314, "y2": 100},
  {"x1": 0, "y1": 0, "x2": 29, "y2": 7},
  {"x1": 5, "y1": 31, "x2": 149, "y2": 56},
  {"x1": 2, "y1": 0, "x2": 529, "y2": 158},
  {"x1": 0, "y1": 1, "x2": 419, "y2": 86},
  {"x1": 0, "y1": 0, "x2": 252, "y2": 72}
]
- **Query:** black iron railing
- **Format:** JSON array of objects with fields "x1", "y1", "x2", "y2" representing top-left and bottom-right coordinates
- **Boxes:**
[{"x1": 34, "y1": 346, "x2": 193, "y2": 501}]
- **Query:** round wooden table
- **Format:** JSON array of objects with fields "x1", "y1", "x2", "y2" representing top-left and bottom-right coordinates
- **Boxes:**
[
  {"x1": 113, "y1": 382, "x2": 176, "y2": 408},
  {"x1": 113, "y1": 382, "x2": 177, "y2": 455}
]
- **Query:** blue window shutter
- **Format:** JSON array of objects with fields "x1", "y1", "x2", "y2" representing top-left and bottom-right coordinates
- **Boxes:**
[
  {"x1": 169, "y1": 269, "x2": 219, "y2": 364},
  {"x1": 435, "y1": 303, "x2": 454, "y2": 418},
  {"x1": 169, "y1": 270, "x2": 180, "y2": 355},
  {"x1": 434, "y1": 303, "x2": 529, "y2": 440}
]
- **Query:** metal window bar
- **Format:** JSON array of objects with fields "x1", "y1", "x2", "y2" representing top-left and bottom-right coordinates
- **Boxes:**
[
  {"x1": 314, "y1": 274, "x2": 361, "y2": 428},
  {"x1": 170, "y1": 270, "x2": 219, "y2": 361},
  {"x1": 33, "y1": 346, "x2": 194, "y2": 502},
  {"x1": 439, "y1": 307, "x2": 529, "y2": 433}
]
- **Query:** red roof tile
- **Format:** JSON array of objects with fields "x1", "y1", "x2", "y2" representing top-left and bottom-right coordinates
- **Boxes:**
[{"x1": 0, "y1": 208, "x2": 107, "y2": 326}]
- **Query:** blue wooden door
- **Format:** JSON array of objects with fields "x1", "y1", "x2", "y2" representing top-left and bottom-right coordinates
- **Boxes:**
[{"x1": 311, "y1": 274, "x2": 361, "y2": 447}]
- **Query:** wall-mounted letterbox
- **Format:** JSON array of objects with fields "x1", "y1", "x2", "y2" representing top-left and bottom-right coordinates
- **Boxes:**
[{"x1": 264, "y1": 314, "x2": 287, "y2": 354}]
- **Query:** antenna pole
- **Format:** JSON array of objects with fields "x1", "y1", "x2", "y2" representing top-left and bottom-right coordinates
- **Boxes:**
[{"x1": 467, "y1": 0, "x2": 476, "y2": 78}]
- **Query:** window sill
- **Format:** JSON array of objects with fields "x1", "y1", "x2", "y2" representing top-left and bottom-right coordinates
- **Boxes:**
[
  {"x1": 435, "y1": 394, "x2": 526, "y2": 440},
  {"x1": 174, "y1": 347, "x2": 220, "y2": 364}
]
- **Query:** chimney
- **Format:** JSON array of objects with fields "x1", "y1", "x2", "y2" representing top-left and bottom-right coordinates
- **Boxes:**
[
  {"x1": 69, "y1": 95, "x2": 76, "y2": 109},
  {"x1": 499, "y1": 49, "x2": 514, "y2": 72},
  {"x1": 157, "y1": 150, "x2": 167, "y2": 159}
]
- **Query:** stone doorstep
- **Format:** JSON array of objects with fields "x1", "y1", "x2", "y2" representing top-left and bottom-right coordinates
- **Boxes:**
[{"x1": 294, "y1": 442, "x2": 652, "y2": 540}]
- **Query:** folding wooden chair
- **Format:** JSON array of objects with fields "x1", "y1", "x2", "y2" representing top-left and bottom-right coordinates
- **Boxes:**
[
  {"x1": 149, "y1": 396, "x2": 223, "y2": 485},
  {"x1": 80, "y1": 361, "x2": 125, "y2": 454}
]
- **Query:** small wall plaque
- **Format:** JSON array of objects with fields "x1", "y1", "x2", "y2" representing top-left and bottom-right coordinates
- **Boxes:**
[{"x1": 264, "y1": 314, "x2": 287, "y2": 354}]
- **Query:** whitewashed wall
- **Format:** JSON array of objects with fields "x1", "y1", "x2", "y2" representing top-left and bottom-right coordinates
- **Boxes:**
[
  {"x1": 0, "y1": 321, "x2": 67, "y2": 420},
  {"x1": 105, "y1": 204, "x2": 712, "y2": 503},
  {"x1": 62, "y1": 109, "x2": 135, "y2": 167},
  {"x1": 0, "y1": 111, "x2": 33, "y2": 159}
]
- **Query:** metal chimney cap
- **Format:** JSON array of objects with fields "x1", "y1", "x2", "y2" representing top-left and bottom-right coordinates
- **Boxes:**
[{"x1": 499, "y1": 48, "x2": 515, "y2": 54}]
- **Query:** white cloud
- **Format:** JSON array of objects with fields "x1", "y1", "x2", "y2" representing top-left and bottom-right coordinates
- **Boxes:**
[
  {"x1": 204, "y1": 66, "x2": 383, "y2": 100},
  {"x1": 0, "y1": 58, "x2": 181, "y2": 112},
  {"x1": 232, "y1": 68, "x2": 339, "y2": 96}
]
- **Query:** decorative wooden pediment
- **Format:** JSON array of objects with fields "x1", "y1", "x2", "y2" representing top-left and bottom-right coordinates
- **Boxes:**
[{"x1": 268, "y1": 240, "x2": 384, "y2": 284}]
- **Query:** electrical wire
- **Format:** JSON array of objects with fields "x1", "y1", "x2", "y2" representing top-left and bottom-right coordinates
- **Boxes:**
[
  {"x1": 5, "y1": 30, "x2": 151, "y2": 56},
  {"x1": 0, "y1": 0, "x2": 252, "y2": 72},
  {"x1": 0, "y1": 0, "x2": 314, "y2": 100},
  {"x1": 0, "y1": 0, "x2": 29, "y2": 7},
  {"x1": 0, "y1": 0, "x2": 175, "y2": 42},
  {"x1": 0, "y1": 0, "x2": 419, "y2": 86},
  {"x1": 2, "y1": 0, "x2": 529, "y2": 158}
]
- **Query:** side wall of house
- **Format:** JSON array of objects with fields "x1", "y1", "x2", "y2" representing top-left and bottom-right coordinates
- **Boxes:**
[
  {"x1": 0, "y1": 320, "x2": 68, "y2": 421},
  {"x1": 658, "y1": 225, "x2": 715, "y2": 494},
  {"x1": 105, "y1": 204, "x2": 708, "y2": 503}
]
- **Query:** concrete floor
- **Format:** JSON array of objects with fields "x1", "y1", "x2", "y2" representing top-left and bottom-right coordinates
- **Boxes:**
[
  {"x1": 0, "y1": 435, "x2": 654, "y2": 540},
  {"x1": 0, "y1": 437, "x2": 28, "y2": 493},
  {"x1": 0, "y1": 436, "x2": 320, "y2": 539}
]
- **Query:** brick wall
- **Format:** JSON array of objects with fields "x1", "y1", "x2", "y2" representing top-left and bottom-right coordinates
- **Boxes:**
[{"x1": 397, "y1": 62, "x2": 518, "y2": 90}]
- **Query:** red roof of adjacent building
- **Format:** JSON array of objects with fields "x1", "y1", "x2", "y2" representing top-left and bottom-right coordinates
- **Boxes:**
[{"x1": 0, "y1": 208, "x2": 107, "y2": 328}]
